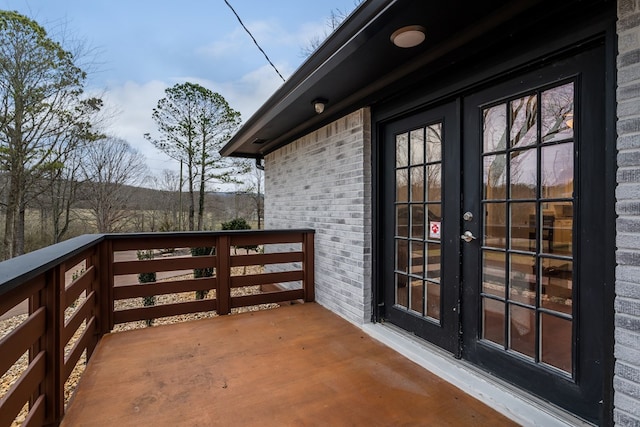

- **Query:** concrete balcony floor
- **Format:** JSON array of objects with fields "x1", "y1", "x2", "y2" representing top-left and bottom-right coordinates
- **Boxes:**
[{"x1": 62, "y1": 303, "x2": 517, "y2": 426}]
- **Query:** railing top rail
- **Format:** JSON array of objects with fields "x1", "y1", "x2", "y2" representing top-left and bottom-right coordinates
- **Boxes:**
[
  {"x1": 104, "y1": 229, "x2": 315, "y2": 240},
  {"x1": 0, "y1": 234, "x2": 105, "y2": 298},
  {"x1": 0, "y1": 229, "x2": 315, "y2": 298}
]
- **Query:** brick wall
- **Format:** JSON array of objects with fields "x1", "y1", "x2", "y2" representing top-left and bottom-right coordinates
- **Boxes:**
[
  {"x1": 615, "y1": 0, "x2": 640, "y2": 425},
  {"x1": 264, "y1": 109, "x2": 372, "y2": 324}
]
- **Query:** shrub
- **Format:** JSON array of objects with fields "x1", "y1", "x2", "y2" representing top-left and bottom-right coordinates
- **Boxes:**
[{"x1": 190, "y1": 246, "x2": 214, "y2": 300}]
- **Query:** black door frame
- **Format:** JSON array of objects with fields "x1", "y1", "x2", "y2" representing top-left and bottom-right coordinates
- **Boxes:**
[
  {"x1": 380, "y1": 101, "x2": 461, "y2": 354},
  {"x1": 371, "y1": 17, "x2": 616, "y2": 425}
]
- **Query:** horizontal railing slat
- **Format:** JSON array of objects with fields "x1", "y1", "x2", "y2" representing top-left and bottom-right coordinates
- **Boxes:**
[
  {"x1": 0, "y1": 351, "x2": 45, "y2": 426},
  {"x1": 112, "y1": 256, "x2": 215, "y2": 275},
  {"x1": 63, "y1": 251, "x2": 93, "y2": 277},
  {"x1": 113, "y1": 277, "x2": 216, "y2": 300},
  {"x1": 113, "y1": 299, "x2": 217, "y2": 324},
  {"x1": 64, "y1": 317, "x2": 96, "y2": 380},
  {"x1": 22, "y1": 394, "x2": 45, "y2": 427},
  {"x1": 0, "y1": 307, "x2": 45, "y2": 378},
  {"x1": 0, "y1": 276, "x2": 44, "y2": 319},
  {"x1": 230, "y1": 271, "x2": 304, "y2": 288},
  {"x1": 63, "y1": 291, "x2": 96, "y2": 345},
  {"x1": 230, "y1": 252, "x2": 303, "y2": 267},
  {"x1": 111, "y1": 236, "x2": 217, "y2": 251},
  {"x1": 230, "y1": 289, "x2": 304, "y2": 308},
  {"x1": 230, "y1": 233, "x2": 303, "y2": 246},
  {"x1": 65, "y1": 265, "x2": 95, "y2": 308}
]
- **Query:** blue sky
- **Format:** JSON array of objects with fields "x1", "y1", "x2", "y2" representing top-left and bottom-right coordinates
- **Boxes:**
[{"x1": 1, "y1": 0, "x2": 359, "y2": 182}]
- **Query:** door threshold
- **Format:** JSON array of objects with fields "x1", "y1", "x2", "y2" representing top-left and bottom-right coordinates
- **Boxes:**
[{"x1": 362, "y1": 322, "x2": 594, "y2": 427}]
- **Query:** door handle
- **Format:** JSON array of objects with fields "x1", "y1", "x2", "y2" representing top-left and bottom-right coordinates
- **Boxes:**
[{"x1": 460, "y1": 231, "x2": 477, "y2": 243}]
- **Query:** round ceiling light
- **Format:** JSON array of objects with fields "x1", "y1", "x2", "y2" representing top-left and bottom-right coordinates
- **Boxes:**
[{"x1": 390, "y1": 25, "x2": 426, "y2": 48}]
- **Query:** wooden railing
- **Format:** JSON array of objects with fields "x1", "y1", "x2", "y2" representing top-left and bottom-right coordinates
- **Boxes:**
[{"x1": 0, "y1": 230, "x2": 314, "y2": 427}]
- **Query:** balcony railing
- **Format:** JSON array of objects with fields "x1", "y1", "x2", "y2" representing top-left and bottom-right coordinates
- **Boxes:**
[{"x1": 0, "y1": 230, "x2": 314, "y2": 427}]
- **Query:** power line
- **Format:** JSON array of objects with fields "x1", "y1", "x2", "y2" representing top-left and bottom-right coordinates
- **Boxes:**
[{"x1": 223, "y1": 0, "x2": 286, "y2": 83}]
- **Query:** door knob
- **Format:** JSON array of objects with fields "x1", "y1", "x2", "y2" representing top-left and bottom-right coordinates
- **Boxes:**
[{"x1": 460, "y1": 231, "x2": 477, "y2": 243}]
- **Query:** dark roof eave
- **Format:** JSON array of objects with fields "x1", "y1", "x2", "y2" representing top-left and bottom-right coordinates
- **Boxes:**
[{"x1": 220, "y1": 0, "x2": 395, "y2": 158}]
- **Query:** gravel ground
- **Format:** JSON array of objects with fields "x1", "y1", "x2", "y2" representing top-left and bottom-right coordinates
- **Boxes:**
[{"x1": 1, "y1": 265, "x2": 278, "y2": 426}]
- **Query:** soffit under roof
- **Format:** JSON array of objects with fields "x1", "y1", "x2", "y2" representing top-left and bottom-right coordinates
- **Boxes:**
[{"x1": 220, "y1": 0, "x2": 599, "y2": 158}]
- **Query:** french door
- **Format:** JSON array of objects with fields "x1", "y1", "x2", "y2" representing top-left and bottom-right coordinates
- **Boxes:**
[{"x1": 380, "y1": 45, "x2": 606, "y2": 423}]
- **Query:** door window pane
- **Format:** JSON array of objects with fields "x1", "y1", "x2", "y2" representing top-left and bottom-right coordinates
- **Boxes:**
[
  {"x1": 426, "y1": 165, "x2": 441, "y2": 201},
  {"x1": 542, "y1": 143, "x2": 573, "y2": 198},
  {"x1": 510, "y1": 149, "x2": 537, "y2": 199},
  {"x1": 396, "y1": 274, "x2": 408, "y2": 308},
  {"x1": 410, "y1": 128, "x2": 424, "y2": 165},
  {"x1": 396, "y1": 239, "x2": 408, "y2": 273},
  {"x1": 410, "y1": 279, "x2": 424, "y2": 314},
  {"x1": 542, "y1": 83, "x2": 574, "y2": 143},
  {"x1": 426, "y1": 243, "x2": 441, "y2": 282},
  {"x1": 396, "y1": 205, "x2": 409, "y2": 237},
  {"x1": 510, "y1": 202, "x2": 536, "y2": 251},
  {"x1": 541, "y1": 259, "x2": 573, "y2": 315},
  {"x1": 426, "y1": 124, "x2": 442, "y2": 162},
  {"x1": 410, "y1": 167, "x2": 424, "y2": 202},
  {"x1": 544, "y1": 202, "x2": 573, "y2": 256},
  {"x1": 411, "y1": 241, "x2": 424, "y2": 276},
  {"x1": 482, "y1": 298, "x2": 505, "y2": 346},
  {"x1": 396, "y1": 132, "x2": 409, "y2": 167},
  {"x1": 541, "y1": 314, "x2": 572, "y2": 373},
  {"x1": 510, "y1": 305, "x2": 535, "y2": 358},
  {"x1": 485, "y1": 203, "x2": 506, "y2": 249},
  {"x1": 396, "y1": 169, "x2": 408, "y2": 202},
  {"x1": 483, "y1": 250, "x2": 505, "y2": 298},
  {"x1": 510, "y1": 254, "x2": 536, "y2": 306},
  {"x1": 510, "y1": 95, "x2": 537, "y2": 148},
  {"x1": 411, "y1": 205, "x2": 424, "y2": 239},
  {"x1": 484, "y1": 155, "x2": 507, "y2": 199},
  {"x1": 426, "y1": 281, "x2": 441, "y2": 320},
  {"x1": 483, "y1": 104, "x2": 507, "y2": 153}
]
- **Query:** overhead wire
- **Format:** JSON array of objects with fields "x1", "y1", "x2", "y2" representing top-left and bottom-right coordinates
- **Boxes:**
[{"x1": 222, "y1": 0, "x2": 286, "y2": 83}]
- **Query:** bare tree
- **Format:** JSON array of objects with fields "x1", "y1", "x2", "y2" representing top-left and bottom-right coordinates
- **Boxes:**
[
  {"x1": 0, "y1": 11, "x2": 102, "y2": 259},
  {"x1": 80, "y1": 137, "x2": 148, "y2": 233},
  {"x1": 300, "y1": 1, "x2": 364, "y2": 57}
]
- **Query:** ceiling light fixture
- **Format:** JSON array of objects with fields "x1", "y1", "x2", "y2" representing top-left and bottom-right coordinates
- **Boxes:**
[
  {"x1": 391, "y1": 25, "x2": 426, "y2": 48},
  {"x1": 312, "y1": 98, "x2": 328, "y2": 114}
]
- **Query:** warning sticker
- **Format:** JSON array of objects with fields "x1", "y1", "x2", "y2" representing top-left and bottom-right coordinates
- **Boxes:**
[{"x1": 429, "y1": 221, "x2": 441, "y2": 240}]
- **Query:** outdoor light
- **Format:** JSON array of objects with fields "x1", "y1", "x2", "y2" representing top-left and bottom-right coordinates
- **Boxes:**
[
  {"x1": 312, "y1": 98, "x2": 328, "y2": 114},
  {"x1": 391, "y1": 25, "x2": 426, "y2": 48}
]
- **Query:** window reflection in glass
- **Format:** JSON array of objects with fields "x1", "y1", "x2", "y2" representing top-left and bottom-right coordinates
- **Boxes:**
[
  {"x1": 484, "y1": 155, "x2": 507, "y2": 199},
  {"x1": 510, "y1": 304, "x2": 535, "y2": 358},
  {"x1": 396, "y1": 239, "x2": 408, "y2": 273},
  {"x1": 542, "y1": 83, "x2": 574, "y2": 143},
  {"x1": 510, "y1": 254, "x2": 536, "y2": 306},
  {"x1": 426, "y1": 243, "x2": 441, "y2": 282},
  {"x1": 483, "y1": 250, "x2": 505, "y2": 298},
  {"x1": 541, "y1": 314, "x2": 572, "y2": 373},
  {"x1": 510, "y1": 149, "x2": 537, "y2": 199},
  {"x1": 426, "y1": 282, "x2": 441, "y2": 320},
  {"x1": 396, "y1": 132, "x2": 409, "y2": 167},
  {"x1": 410, "y1": 128, "x2": 424, "y2": 165},
  {"x1": 411, "y1": 241, "x2": 424, "y2": 276},
  {"x1": 396, "y1": 274, "x2": 408, "y2": 308},
  {"x1": 541, "y1": 259, "x2": 572, "y2": 314},
  {"x1": 410, "y1": 279, "x2": 424, "y2": 314},
  {"x1": 427, "y1": 164, "x2": 441, "y2": 202},
  {"x1": 542, "y1": 143, "x2": 573, "y2": 199},
  {"x1": 483, "y1": 298, "x2": 505, "y2": 346},
  {"x1": 485, "y1": 203, "x2": 506, "y2": 249},
  {"x1": 510, "y1": 202, "x2": 536, "y2": 251},
  {"x1": 483, "y1": 104, "x2": 507, "y2": 153},
  {"x1": 510, "y1": 95, "x2": 537, "y2": 148},
  {"x1": 396, "y1": 169, "x2": 408, "y2": 202},
  {"x1": 410, "y1": 167, "x2": 424, "y2": 202},
  {"x1": 426, "y1": 124, "x2": 442, "y2": 162}
]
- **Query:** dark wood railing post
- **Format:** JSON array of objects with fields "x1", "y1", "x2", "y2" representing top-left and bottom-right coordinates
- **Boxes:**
[
  {"x1": 216, "y1": 235, "x2": 231, "y2": 315},
  {"x1": 303, "y1": 232, "x2": 315, "y2": 302},
  {"x1": 43, "y1": 264, "x2": 64, "y2": 425},
  {"x1": 98, "y1": 239, "x2": 115, "y2": 334}
]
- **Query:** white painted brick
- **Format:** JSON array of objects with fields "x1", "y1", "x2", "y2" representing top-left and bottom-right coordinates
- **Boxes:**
[
  {"x1": 615, "y1": 3, "x2": 640, "y2": 416},
  {"x1": 265, "y1": 108, "x2": 372, "y2": 325}
]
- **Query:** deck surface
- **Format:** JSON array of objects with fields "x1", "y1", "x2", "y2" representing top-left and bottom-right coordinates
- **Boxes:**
[{"x1": 62, "y1": 303, "x2": 518, "y2": 426}]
